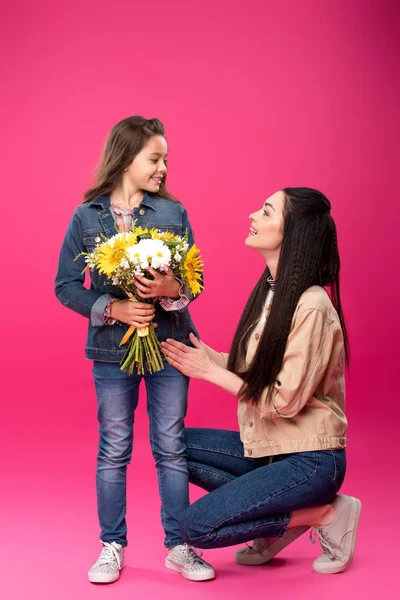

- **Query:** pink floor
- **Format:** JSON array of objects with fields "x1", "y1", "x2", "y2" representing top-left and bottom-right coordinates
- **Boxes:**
[{"x1": 3, "y1": 378, "x2": 397, "y2": 600}]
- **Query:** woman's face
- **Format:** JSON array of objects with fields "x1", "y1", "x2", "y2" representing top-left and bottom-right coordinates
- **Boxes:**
[
  {"x1": 126, "y1": 135, "x2": 168, "y2": 193},
  {"x1": 245, "y1": 191, "x2": 285, "y2": 257}
]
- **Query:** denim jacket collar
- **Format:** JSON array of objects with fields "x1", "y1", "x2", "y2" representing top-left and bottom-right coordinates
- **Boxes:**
[{"x1": 90, "y1": 192, "x2": 158, "y2": 211}]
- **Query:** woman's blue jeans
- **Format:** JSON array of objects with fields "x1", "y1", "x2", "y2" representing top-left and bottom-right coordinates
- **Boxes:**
[{"x1": 179, "y1": 428, "x2": 346, "y2": 549}]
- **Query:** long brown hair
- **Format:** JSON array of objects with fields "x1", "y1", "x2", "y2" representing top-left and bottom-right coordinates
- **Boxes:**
[
  {"x1": 227, "y1": 187, "x2": 350, "y2": 404},
  {"x1": 83, "y1": 116, "x2": 176, "y2": 204}
]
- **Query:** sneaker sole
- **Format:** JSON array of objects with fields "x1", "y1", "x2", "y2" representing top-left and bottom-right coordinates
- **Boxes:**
[
  {"x1": 235, "y1": 525, "x2": 311, "y2": 566},
  {"x1": 88, "y1": 569, "x2": 121, "y2": 584},
  {"x1": 313, "y1": 497, "x2": 362, "y2": 575},
  {"x1": 165, "y1": 557, "x2": 215, "y2": 581}
]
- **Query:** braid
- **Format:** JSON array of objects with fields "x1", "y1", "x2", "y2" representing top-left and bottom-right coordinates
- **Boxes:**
[{"x1": 229, "y1": 187, "x2": 350, "y2": 405}]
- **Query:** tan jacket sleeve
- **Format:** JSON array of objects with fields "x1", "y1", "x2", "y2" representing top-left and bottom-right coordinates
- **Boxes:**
[
  {"x1": 220, "y1": 352, "x2": 230, "y2": 369},
  {"x1": 259, "y1": 308, "x2": 334, "y2": 419}
]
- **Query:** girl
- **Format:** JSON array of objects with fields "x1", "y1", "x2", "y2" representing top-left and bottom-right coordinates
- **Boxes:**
[
  {"x1": 162, "y1": 187, "x2": 362, "y2": 575},
  {"x1": 55, "y1": 116, "x2": 215, "y2": 583}
]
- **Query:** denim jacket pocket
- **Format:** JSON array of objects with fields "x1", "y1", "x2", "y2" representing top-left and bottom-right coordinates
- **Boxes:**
[
  {"x1": 82, "y1": 230, "x2": 103, "y2": 251},
  {"x1": 82, "y1": 231, "x2": 103, "y2": 286},
  {"x1": 171, "y1": 310, "x2": 190, "y2": 342}
]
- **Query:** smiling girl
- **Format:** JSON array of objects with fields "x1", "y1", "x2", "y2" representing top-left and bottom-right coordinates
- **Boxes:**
[{"x1": 55, "y1": 116, "x2": 214, "y2": 583}]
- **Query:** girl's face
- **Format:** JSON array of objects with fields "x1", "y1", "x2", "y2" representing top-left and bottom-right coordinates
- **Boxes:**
[
  {"x1": 126, "y1": 135, "x2": 168, "y2": 193},
  {"x1": 245, "y1": 191, "x2": 285, "y2": 257}
]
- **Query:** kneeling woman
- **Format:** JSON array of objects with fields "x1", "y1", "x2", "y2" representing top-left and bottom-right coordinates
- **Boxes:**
[{"x1": 162, "y1": 187, "x2": 361, "y2": 575}]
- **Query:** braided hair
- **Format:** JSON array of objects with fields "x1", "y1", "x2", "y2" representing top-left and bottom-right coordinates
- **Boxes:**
[{"x1": 227, "y1": 187, "x2": 350, "y2": 404}]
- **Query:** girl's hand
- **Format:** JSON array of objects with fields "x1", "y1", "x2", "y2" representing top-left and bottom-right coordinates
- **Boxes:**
[
  {"x1": 135, "y1": 267, "x2": 180, "y2": 299},
  {"x1": 111, "y1": 299, "x2": 156, "y2": 329},
  {"x1": 161, "y1": 333, "x2": 217, "y2": 380}
]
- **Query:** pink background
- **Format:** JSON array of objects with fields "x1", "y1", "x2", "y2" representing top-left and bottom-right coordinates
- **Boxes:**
[{"x1": 1, "y1": 1, "x2": 399, "y2": 599}]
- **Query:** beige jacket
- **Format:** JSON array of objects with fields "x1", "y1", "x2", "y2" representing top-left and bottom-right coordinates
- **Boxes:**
[{"x1": 222, "y1": 286, "x2": 347, "y2": 458}]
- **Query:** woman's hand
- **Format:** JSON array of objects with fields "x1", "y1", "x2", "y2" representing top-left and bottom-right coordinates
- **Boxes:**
[
  {"x1": 111, "y1": 299, "x2": 156, "y2": 329},
  {"x1": 161, "y1": 333, "x2": 218, "y2": 380},
  {"x1": 201, "y1": 342, "x2": 228, "y2": 368},
  {"x1": 135, "y1": 267, "x2": 180, "y2": 299}
]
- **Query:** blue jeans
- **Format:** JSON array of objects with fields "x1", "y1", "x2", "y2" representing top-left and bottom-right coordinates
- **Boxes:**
[
  {"x1": 93, "y1": 360, "x2": 190, "y2": 548},
  {"x1": 179, "y1": 428, "x2": 346, "y2": 549}
]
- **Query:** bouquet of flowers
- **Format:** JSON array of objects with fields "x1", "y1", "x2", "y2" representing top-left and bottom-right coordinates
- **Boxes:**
[{"x1": 75, "y1": 225, "x2": 203, "y2": 375}]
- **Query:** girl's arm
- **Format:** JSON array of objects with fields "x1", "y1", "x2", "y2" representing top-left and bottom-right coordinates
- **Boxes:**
[
  {"x1": 55, "y1": 211, "x2": 156, "y2": 329},
  {"x1": 135, "y1": 207, "x2": 204, "y2": 311},
  {"x1": 178, "y1": 207, "x2": 204, "y2": 305},
  {"x1": 55, "y1": 210, "x2": 109, "y2": 322}
]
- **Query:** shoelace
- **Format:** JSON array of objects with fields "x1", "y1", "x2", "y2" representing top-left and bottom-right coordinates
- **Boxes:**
[
  {"x1": 184, "y1": 544, "x2": 206, "y2": 567},
  {"x1": 97, "y1": 542, "x2": 122, "y2": 569},
  {"x1": 310, "y1": 528, "x2": 341, "y2": 561}
]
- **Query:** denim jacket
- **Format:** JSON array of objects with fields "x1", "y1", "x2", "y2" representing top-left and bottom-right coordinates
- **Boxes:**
[{"x1": 55, "y1": 193, "x2": 201, "y2": 362}]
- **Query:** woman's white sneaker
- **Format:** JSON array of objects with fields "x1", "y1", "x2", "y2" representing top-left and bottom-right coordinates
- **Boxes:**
[
  {"x1": 311, "y1": 495, "x2": 362, "y2": 574},
  {"x1": 88, "y1": 541, "x2": 125, "y2": 583},
  {"x1": 165, "y1": 544, "x2": 215, "y2": 581}
]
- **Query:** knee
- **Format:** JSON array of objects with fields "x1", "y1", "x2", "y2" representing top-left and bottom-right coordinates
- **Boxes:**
[
  {"x1": 151, "y1": 435, "x2": 186, "y2": 463},
  {"x1": 98, "y1": 435, "x2": 133, "y2": 466},
  {"x1": 178, "y1": 505, "x2": 215, "y2": 548}
]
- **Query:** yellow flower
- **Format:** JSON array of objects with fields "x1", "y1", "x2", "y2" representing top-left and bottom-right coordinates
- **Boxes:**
[
  {"x1": 133, "y1": 226, "x2": 149, "y2": 237},
  {"x1": 149, "y1": 228, "x2": 161, "y2": 239},
  {"x1": 158, "y1": 231, "x2": 177, "y2": 241},
  {"x1": 126, "y1": 232, "x2": 137, "y2": 246},
  {"x1": 182, "y1": 245, "x2": 204, "y2": 295},
  {"x1": 96, "y1": 234, "x2": 132, "y2": 276}
]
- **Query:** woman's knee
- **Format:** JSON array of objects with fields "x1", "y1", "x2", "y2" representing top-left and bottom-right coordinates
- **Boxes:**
[{"x1": 179, "y1": 503, "x2": 215, "y2": 546}]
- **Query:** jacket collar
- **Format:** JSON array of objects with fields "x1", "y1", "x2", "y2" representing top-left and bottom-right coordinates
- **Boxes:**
[{"x1": 90, "y1": 192, "x2": 157, "y2": 211}]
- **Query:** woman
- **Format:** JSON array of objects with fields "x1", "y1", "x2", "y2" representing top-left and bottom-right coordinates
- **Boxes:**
[{"x1": 162, "y1": 187, "x2": 361, "y2": 575}]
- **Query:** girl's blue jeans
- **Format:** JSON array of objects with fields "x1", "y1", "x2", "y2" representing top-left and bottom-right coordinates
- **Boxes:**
[{"x1": 93, "y1": 360, "x2": 189, "y2": 548}]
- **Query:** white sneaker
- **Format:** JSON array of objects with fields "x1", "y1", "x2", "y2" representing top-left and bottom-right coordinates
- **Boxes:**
[
  {"x1": 88, "y1": 541, "x2": 125, "y2": 583},
  {"x1": 311, "y1": 494, "x2": 362, "y2": 574},
  {"x1": 165, "y1": 543, "x2": 215, "y2": 581},
  {"x1": 234, "y1": 525, "x2": 310, "y2": 565}
]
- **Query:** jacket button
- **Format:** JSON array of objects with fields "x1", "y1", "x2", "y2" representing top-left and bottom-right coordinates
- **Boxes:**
[
  {"x1": 255, "y1": 333, "x2": 260, "y2": 340},
  {"x1": 249, "y1": 421, "x2": 253, "y2": 427},
  {"x1": 95, "y1": 236, "x2": 101, "y2": 243},
  {"x1": 139, "y1": 209, "x2": 145, "y2": 215},
  {"x1": 248, "y1": 449, "x2": 252, "y2": 456}
]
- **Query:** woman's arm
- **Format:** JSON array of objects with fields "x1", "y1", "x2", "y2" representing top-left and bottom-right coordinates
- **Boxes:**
[
  {"x1": 161, "y1": 333, "x2": 241, "y2": 389},
  {"x1": 259, "y1": 308, "x2": 336, "y2": 419},
  {"x1": 162, "y1": 308, "x2": 337, "y2": 420},
  {"x1": 202, "y1": 343, "x2": 229, "y2": 369}
]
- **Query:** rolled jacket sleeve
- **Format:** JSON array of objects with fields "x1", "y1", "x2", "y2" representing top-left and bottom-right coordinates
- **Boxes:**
[
  {"x1": 259, "y1": 308, "x2": 334, "y2": 419},
  {"x1": 90, "y1": 293, "x2": 113, "y2": 327}
]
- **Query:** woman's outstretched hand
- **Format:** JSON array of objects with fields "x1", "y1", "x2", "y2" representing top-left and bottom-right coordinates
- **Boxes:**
[{"x1": 161, "y1": 333, "x2": 217, "y2": 379}]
